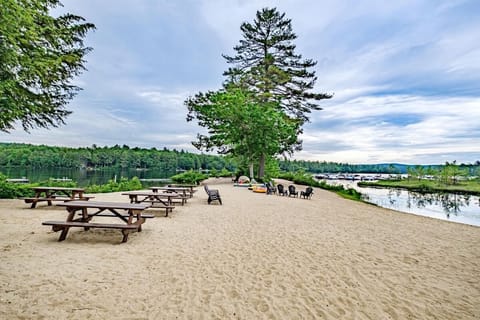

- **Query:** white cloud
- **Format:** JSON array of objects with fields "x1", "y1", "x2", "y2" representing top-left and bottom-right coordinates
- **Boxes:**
[{"x1": 300, "y1": 95, "x2": 480, "y2": 164}]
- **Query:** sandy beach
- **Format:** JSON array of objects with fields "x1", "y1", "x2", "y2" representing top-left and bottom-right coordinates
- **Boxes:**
[{"x1": 0, "y1": 178, "x2": 479, "y2": 319}]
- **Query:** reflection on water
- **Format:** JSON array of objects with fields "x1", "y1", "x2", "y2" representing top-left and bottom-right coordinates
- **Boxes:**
[
  {"x1": 363, "y1": 188, "x2": 480, "y2": 226},
  {"x1": 0, "y1": 166, "x2": 175, "y2": 187},
  {"x1": 323, "y1": 179, "x2": 480, "y2": 227}
]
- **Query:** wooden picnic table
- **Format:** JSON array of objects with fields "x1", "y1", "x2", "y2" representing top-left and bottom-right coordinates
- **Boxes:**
[
  {"x1": 42, "y1": 201, "x2": 152, "y2": 243},
  {"x1": 23, "y1": 186, "x2": 93, "y2": 208},
  {"x1": 150, "y1": 186, "x2": 193, "y2": 200},
  {"x1": 121, "y1": 191, "x2": 180, "y2": 216},
  {"x1": 167, "y1": 184, "x2": 198, "y2": 198}
]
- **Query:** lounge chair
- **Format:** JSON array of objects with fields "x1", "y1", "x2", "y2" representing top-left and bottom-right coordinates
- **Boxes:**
[
  {"x1": 266, "y1": 182, "x2": 276, "y2": 195},
  {"x1": 277, "y1": 184, "x2": 288, "y2": 196},
  {"x1": 300, "y1": 187, "x2": 314, "y2": 199},
  {"x1": 204, "y1": 185, "x2": 222, "y2": 205},
  {"x1": 288, "y1": 185, "x2": 298, "y2": 197}
]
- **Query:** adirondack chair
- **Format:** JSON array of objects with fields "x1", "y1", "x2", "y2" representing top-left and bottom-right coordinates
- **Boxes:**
[
  {"x1": 204, "y1": 185, "x2": 222, "y2": 204},
  {"x1": 300, "y1": 186, "x2": 314, "y2": 199},
  {"x1": 266, "y1": 182, "x2": 276, "y2": 195},
  {"x1": 277, "y1": 184, "x2": 288, "y2": 196},
  {"x1": 288, "y1": 185, "x2": 299, "y2": 197}
]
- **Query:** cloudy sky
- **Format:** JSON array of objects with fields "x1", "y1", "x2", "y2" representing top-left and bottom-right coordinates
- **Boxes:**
[{"x1": 2, "y1": 0, "x2": 479, "y2": 164}]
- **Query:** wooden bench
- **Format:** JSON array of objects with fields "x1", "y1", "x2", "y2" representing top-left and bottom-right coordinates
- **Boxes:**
[
  {"x1": 23, "y1": 196, "x2": 94, "y2": 208},
  {"x1": 86, "y1": 213, "x2": 155, "y2": 219},
  {"x1": 42, "y1": 220, "x2": 139, "y2": 243},
  {"x1": 126, "y1": 198, "x2": 175, "y2": 216},
  {"x1": 171, "y1": 195, "x2": 189, "y2": 206},
  {"x1": 149, "y1": 205, "x2": 175, "y2": 217}
]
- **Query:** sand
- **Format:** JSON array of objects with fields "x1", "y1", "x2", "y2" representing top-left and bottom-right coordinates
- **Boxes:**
[{"x1": 0, "y1": 178, "x2": 479, "y2": 319}]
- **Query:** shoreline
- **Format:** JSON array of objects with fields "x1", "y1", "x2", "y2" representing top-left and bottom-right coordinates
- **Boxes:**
[{"x1": 1, "y1": 179, "x2": 479, "y2": 319}]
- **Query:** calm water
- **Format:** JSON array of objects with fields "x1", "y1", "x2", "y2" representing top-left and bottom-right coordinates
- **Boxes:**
[
  {"x1": 0, "y1": 166, "x2": 175, "y2": 187},
  {"x1": 321, "y1": 178, "x2": 480, "y2": 227}
]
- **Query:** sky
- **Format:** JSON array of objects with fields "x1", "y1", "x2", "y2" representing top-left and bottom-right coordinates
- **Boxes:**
[{"x1": 2, "y1": 0, "x2": 480, "y2": 165}]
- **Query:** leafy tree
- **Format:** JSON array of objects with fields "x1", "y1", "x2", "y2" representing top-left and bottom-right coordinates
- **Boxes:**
[
  {"x1": 0, "y1": 0, "x2": 95, "y2": 132},
  {"x1": 186, "y1": 87, "x2": 299, "y2": 179},
  {"x1": 440, "y1": 161, "x2": 468, "y2": 185}
]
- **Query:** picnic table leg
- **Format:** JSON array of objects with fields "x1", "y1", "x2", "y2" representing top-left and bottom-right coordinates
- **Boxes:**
[
  {"x1": 132, "y1": 209, "x2": 144, "y2": 232},
  {"x1": 57, "y1": 208, "x2": 78, "y2": 241},
  {"x1": 121, "y1": 230, "x2": 130, "y2": 243},
  {"x1": 81, "y1": 208, "x2": 90, "y2": 230},
  {"x1": 30, "y1": 191, "x2": 42, "y2": 208}
]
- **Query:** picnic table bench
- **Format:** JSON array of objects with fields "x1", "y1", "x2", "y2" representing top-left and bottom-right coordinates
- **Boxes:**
[
  {"x1": 167, "y1": 184, "x2": 198, "y2": 198},
  {"x1": 122, "y1": 191, "x2": 178, "y2": 216},
  {"x1": 42, "y1": 201, "x2": 151, "y2": 243},
  {"x1": 149, "y1": 187, "x2": 190, "y2": 204},
  {"x1": 23, "y1": 187, "x2": 93, "y2": 208}
]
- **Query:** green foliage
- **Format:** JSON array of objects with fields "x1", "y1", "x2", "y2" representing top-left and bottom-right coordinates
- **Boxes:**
[
  {"x1": 218, "y1": 168, "x2": 233, "y2": 177},
  {"x1": 85, "y1": 177, "x2": 142, "y2": 193},
  {"x1": 170, "y1": 170, "x2": 208, "y2": 185},
  {"x1": 40, "y1": 179, "x2": 77, "y2": 188},
  {"x1": 0, "y1": 173, "x2": 34, "y2": 198},
  {"x1": 186, "y1": 88, "x2": 299, "y2": 179},
  {"x1": 262, "y1": 158, "x2": 280, "y2": 182},
  {"x1": 439, "y1": 161, "x2": 468, "y2": 185},
  {"x1": 0, "y1": 0, "x2": 96, "y2": 132},
  {"x1": 0, "y1": 172, "x2": 80, "y2": 198}
]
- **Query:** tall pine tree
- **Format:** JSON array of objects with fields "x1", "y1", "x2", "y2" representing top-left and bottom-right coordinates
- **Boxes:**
[
  {"x1": 187, "y1": 7, "x2": 331, "y2": 179},
  {"x1": 223, "y1": 7, "x2": 332, "y2": 123},
  {"x1": 223, "y1": 7, "x2": 331, "y2": 177}
]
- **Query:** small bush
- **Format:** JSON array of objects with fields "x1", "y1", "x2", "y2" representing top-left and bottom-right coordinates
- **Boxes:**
[
  {"x1": 86, "y1": 177, "x2": 143, "y2": 193},
  {"x1": 171, "y1": 170, "x2": 208, "y2": 185}
]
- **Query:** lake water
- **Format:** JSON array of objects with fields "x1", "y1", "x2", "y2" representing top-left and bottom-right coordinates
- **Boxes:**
[
  {"x1": 0, "y1": 166, "x2": 175, "y2": 187},
  {"x1": 320, "y1": 178, "x2": 480, "y2": 227}
]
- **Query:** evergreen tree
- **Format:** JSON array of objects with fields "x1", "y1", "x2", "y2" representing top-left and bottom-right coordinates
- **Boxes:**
[
  {"x1": 0, "y1": 0, "x2": 95, "y2": 132},
  {"x1": 222, "y1": 7, "x2": 332, "y2": 177},
  {"x1": 223, "y1": 7, "x2": 332, "y2": 123},
  {"x1": 188, "y1": 8, "x2": 332, "y2": 179}
]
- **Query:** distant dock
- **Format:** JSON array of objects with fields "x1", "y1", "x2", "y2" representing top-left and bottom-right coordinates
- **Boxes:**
[
  {"x1": 6, "y1": 178, "x2": 29, "y2": 183},
  {"x1": 139, "y1": 178, "x2": 172, "y2": 182},
  {"x1": 50, "y1": 177, "x2": 73, "y2": 182}
]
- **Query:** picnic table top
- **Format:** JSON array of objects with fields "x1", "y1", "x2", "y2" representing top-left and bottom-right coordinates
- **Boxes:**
[
  {"x1": 150, "y1": 186, "x2": 190, "y2": 191},
  {"x1": 122, "y1": 190, "x2": 180, "y2": 197},
  {"x1": 168, "y1": 184, "x2": 197, "y2": 188},
  {"x1": 31, "y1": 186, "x2": 85, "y2": 192},
  {"x1": 56, "y1": 200, "x2": 150, "y2": 210}
]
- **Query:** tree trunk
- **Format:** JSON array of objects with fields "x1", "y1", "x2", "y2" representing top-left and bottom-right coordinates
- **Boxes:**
[
  {"x1": 258, "y1": 154, "x2": 265, "y2": 180},
  {"x1": 249, "y1": 163, "x2": 254, "y2": 180}
]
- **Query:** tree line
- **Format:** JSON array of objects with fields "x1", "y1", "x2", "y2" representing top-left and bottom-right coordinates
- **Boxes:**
[
  {"x1": 4, "y1": 143, "x2": 477, "y2": 176},
  {"x1": 0, "y1": 143, "x2": 237, "y2": 172}
]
